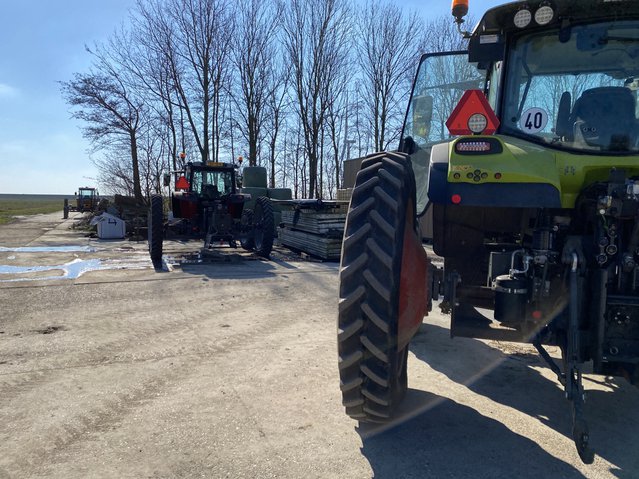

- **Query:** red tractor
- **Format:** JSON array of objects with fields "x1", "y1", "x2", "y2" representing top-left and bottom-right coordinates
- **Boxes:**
[{"x1": 148, "y1": 161, "x2": 274, "y2": 265}]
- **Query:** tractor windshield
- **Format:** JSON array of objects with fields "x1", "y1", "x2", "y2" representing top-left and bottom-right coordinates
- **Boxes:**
[
  {"x1": 501, "y1": 20, "x2": 639, "y2": 154},
  {"x1": 191, "y1": 169, "x2": 234, "y2": 196}
]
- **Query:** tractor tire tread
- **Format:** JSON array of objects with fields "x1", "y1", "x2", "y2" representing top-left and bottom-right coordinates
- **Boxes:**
[
  {"x1": 338, "y1": 151, "x2": 415, "y2": 422},
  {"x1": 148, "y1": 194, "x2": 163, "y2": 265},
  {"x1": 240, "y1": 209, "x2": 255, "y2": 250},
  {"x1": 253, "y1": 197, "x2": 274, "y2": 258}
]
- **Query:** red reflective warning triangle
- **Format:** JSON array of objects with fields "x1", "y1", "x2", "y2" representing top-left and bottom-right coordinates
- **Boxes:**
[
  {"x1": 175, "y1": 175, "x2": 190, "y2": 190},
  {"x1": 446, "y1": 89, "x2": 500, "y2": 135}
]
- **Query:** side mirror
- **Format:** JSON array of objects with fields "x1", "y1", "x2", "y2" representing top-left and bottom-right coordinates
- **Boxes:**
[
  {"x1": 163, "y1": 173, "x2": 171, "y2": 187},
  {"x1": 412, "y1": 95, "x2": 434, "y2": 139}
]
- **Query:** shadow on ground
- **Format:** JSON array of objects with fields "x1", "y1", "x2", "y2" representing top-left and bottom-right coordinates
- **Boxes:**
[
  {"x1": 159, "y1": 243, "x2": 339, "y2": 280},
  {"x1": 358, "y1": 388, "x2": 584, "y2": 479},
  {"x1": 358, "y1": 322, "x2": 639, "y2": 477}
]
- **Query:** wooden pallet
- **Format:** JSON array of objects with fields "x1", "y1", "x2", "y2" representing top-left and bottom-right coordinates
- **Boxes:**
[
  {"x1": 336, "y1": 188, "x2": 353, "y2": 201},
  {"x1": 281, "y1": 210, "x2": 346, "y2": 236},
  {"x1": 279, "y1": 228, "x2": 343, "y2": 260}
]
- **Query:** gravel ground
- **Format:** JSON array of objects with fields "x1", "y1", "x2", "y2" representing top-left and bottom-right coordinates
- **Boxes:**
[{"x1": 0, "y1": 212, "x2": 638, "y2": 478}]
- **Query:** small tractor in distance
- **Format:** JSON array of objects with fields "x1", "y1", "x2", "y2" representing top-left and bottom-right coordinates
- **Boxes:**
[
  {"x1": 338, "y1": 0, "x2": 639, "y2": 464},
  {"x1": 147, "y1": 161, "x2": 274, "y2": 265},
  {"x1": 72, "y1": 187, "x2": 99, "y2": 212}
]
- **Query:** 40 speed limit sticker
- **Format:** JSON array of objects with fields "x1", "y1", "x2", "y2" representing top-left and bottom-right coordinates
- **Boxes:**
[{"x1": 519, "y1": 107, "x2": 548, "y2": 134}]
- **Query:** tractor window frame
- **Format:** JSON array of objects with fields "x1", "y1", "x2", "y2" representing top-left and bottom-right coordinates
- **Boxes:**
[
  {"x1": 400, "y1": 50, "x2": 486, "y2": 152},
  {"x1": 400, "y1": 50, "x2": 486, "y2": 217}
]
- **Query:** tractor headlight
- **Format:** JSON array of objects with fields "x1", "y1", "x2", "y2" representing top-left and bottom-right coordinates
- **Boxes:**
[
  {"x1": 513, "y1": 8, "x2": 532, "y2": 28},
  {"x1": 534, "y1": 5, "x2": 554, "y2": 25}
]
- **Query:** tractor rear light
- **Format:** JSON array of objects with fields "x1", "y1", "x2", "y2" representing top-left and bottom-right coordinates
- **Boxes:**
[
  {"x1": 513, "y1": 8, "x2": 532, "y2": 28},
  {"x1": 451, "y1": 194, "x2": 462, "y2": 204},
  {"x1": 468, "y1": 113, "x2": 488, "y2": 134},
  {"x1": 455, "y1": 137, "x2": 503, "y2": 155},
  {"x1": 453, "y1": 172, "x2": 461, "y2": 179},
  {"x1": 494, "y1": 172, "x2": 502, "y2": 179},
  {"x1": 456, "y1": 140, "x2": 491, "y2": 152}
]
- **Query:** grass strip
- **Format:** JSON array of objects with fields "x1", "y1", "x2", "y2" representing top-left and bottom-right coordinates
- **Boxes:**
[{"x1": 0, "y1": 199, "x2": 64, "y2": 225}]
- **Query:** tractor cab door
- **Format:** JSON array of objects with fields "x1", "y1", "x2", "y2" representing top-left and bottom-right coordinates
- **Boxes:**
[{"x1": 400, "y1": 51, "x2": 487, "y2": 216}]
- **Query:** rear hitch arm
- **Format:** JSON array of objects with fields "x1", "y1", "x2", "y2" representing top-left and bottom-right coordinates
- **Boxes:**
[
  {"x1": 538, "y1": 251, "x2": 595, "y2": 463},
  {"x1": 566, "y1": 252, "x2": 595, "y2": 464}
]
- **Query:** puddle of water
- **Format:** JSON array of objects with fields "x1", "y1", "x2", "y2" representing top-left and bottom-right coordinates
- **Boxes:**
[
  {"x1": 0, "y1": 258, "x2": 102, "y2": 281},
  {"x1": 0, "y1": 257, "x2": 150, "y2": 282},
  {"x1": 0, "y1": 246, "x2": 95, "y2": 253}
]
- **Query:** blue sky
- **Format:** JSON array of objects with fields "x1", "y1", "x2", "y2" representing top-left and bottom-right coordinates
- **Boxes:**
[{"x1": 0, "y1": 0, "x2": 502, "y2": 195}]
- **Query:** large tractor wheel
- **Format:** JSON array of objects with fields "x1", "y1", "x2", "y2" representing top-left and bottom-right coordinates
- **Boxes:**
[
  {"x1": 338, "y1": 151, "x2": 429, "y2": 422},
  {"x1": 253, "y1": 197, "x2": 274, "y2": 258},
  {"x1": 239, "y1": 209, "x2": 255, "y2": 250},
  {"x1": 148, "y1": 194, "x2": 164, "y2": 265}
]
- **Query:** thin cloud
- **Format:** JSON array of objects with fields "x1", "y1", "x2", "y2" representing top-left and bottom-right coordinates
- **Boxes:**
[{"x1": 0, "y1": 83, "x2": 19, "y2": 98}]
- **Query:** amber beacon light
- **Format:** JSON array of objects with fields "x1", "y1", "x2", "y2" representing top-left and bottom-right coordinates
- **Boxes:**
[{"x1": 452, "y1": 0, "x2": 469, "y2": 22}]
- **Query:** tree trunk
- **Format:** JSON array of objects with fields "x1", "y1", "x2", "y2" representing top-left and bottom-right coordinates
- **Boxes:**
[{"x1": 130, "y1": 131, "x2": 143, "y2": 202}]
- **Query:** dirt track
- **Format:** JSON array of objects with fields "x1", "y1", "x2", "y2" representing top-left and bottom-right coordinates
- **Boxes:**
[{"x1": 1, "y1": 212, "x2": 638, "y2": 478}]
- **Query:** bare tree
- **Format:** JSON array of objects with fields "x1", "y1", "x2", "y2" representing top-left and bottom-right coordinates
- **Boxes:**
[
  {"x1": 282, "y1": 0, "x2": 351, "y2": 198},
  {"x1": 137, "y1": 0, "x2": 234, "y2": 164},
  {"x1": 117, "y1": 14, "x2": 184, "y2": 181},
  {"x1": 231, "y1": 0, "x2": 283, "y2": 169},
  {"x1": 264, "y1": 66, "x2": 289, "y2": 188},
  {"x1": 64, "y1": 0, "x2": 465, "y2": 199},
  {"x1": 356, "y1": 1, "x2": 423, "y2": 152},
  {"x1": 93, "y1": 148, "x2": 137, "y2": 196},
  {"x1": 61, "y1": 64, "x2": 145, "y2": 202},
  {"x1": 325, "y1": 82, "x2": 349, "y2": 192},
  {"x1": 138, "y1": 122, "x2": 171, "y2": 196},
  {"x1": 349, "y1": 81, "x2": 371, "y2": 158},
  {"x1": 423, "y1": 16, "x2": 470, "y2": 53}
]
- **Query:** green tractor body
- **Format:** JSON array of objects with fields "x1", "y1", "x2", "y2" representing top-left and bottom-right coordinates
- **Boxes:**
[{"x1": 339, "y1": 0, "x2": 639, "y2": 463}]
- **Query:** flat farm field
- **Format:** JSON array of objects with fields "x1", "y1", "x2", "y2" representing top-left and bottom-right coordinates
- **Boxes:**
[{"x1": 0, "y1": 194, "x2": 68, "y2": 224}]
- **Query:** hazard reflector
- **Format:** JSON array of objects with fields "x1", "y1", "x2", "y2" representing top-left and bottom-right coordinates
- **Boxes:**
[
  {"x1": 446, "y1": 90, "x2": 500, "y2": 135},
  {"x1": 175, "y1": 175, "x2": 190, "y2": 190}
]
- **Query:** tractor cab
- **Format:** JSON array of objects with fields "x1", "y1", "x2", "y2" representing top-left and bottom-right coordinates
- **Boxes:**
[
  {"x1": 171, "y1": 162, "x2": 248, "y2": 234},
  {"x1": 186, "y1": 162, "x2": 237, "y2": 198},
  {"x1": 76, "y1": 187, "x2": 99, "y2": 212},
  {"x1": 402, "y1": 0, "x2": 639, "y2": 214}
]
